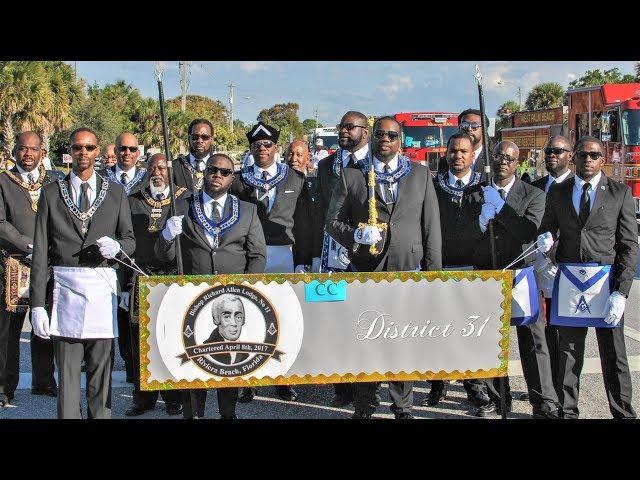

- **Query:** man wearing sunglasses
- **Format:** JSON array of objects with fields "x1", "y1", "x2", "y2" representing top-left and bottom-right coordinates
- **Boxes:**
[
  {"x1": 454, "y1": 109, "x2": 492, "y2": 176},
  {"x1": 536, "y1": 136, "x2": 638, "y2": 419},
  {"x1": 467, "y1": 140, "x2": 559, "y2": 419},
  {"x1": 326, "y1": 116, "x2": 442, "y2": 419},
  {"x1": 0, "y1": 131, "x2": 61, "y2": 407},
  {"x1": 157, "y1": 153, "x2": 266, "y2": 418},
  {"x1": 124, "y1": 153, "x2": 187, "y2": 417},
  {"x1": 173, "y1": 118, "x2": 215, "y2": 191},
  {"x1": 231, "y1": 121, "x2": 307, "y2": 403},
  {"x1": 29, "y1": 127, "x2": 136, "y2": 419}
]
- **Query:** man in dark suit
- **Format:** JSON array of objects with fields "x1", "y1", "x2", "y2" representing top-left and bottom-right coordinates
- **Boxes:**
[
  {"x1": 124, "y1": 153, "x2": 186, "y2": 417},
  {"x1": 103, "y1": 132, "x2": 147, "y2": 383},
  {"x1": 531, "y1": 135, "x2": 574, "y2": 399},
  {"x1": 230, "y1": 122, "x2": 308, "y2": 403},
  {"x1": 468, "y1": 140, "x2": 559, "y2": 418},
  {"x1": 326, "y1": 116, "x2": 442, "y2": 419},
  {"x1": 427, "y1": 132, "x2": 489, "y2": 408},
  {"x1": 537, "y1": 136, "x2": 638, "y2": 418},
  {"x1": 0, "y1": 131, "x2": 59, "y2": 407},
  {"x1": 29, "y1": 127, "x2": 136, "y2": 419},
  {"x1": 156, "y1": 153, "x2": 266, "y2": 419},
  {"x1": 172, "y1": 119, "x2": 214, "y2": 191}
]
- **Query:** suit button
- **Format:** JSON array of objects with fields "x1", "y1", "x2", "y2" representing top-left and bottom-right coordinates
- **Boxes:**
[
  {"x1": 390, "y1": 222, "x2": 394, "y2": 226},
  {"x1": 212, "y1": 252, "x2": 216, "y2": 256},
  {"x1": 495, "y1": 235, "x2": 499, "y2": 239}
]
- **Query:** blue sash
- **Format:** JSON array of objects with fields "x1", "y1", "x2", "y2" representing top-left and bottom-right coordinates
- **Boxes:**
[
  {"x1": 550, "y1": 263, "x2": 616, "y2": 328},
  {"x1": 510, "y1": 266, "x2": 539, "y2": 326}
]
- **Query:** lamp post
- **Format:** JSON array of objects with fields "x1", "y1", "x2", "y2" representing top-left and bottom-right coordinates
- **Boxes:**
[{"x1": 497, "y1": 79, "x2": 523, "y2": 109}]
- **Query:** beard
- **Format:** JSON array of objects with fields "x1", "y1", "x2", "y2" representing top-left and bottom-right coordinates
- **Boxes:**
[{"x1": 149, "y1": 177, "x2": 166, "y2": 197}]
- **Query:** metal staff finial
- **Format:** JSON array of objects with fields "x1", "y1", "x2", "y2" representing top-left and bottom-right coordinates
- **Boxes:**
[
  {"x1": 474, "y1": 64, "x2": 482, "y2": 85},
  {"x1": 154, "y1": 62, "x2": 164, "y2": 81}
]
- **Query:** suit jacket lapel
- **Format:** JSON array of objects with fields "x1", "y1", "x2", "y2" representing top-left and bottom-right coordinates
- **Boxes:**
[
  {"x1": 62, "y1": 175, "x2": 85, "y2": 239},
  {"x1": 390, "y1": 169, "x2": 410, "y2": 219},
  {"x1": 189, "y1": 197, "x2": 213, "y2": 251},
  {"x1": 584, "y1": 174, "x2": 609, "y2": 227},
  {"x1": 505, "y1": 177, "x2": 524, "y2": 209},
  {"x1": 83, "y1": 175, "x2": 105, "y2": 239},
  {"x1": 9, "y1": 167, "x2": 36, "y2": 204},
  {"x1": 562, "y1": 177, "x2": 582, "y2": 225}
]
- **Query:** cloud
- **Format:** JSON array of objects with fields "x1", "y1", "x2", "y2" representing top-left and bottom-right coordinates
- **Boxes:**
[
  {"x1": 241, "y1": 61, "x2": 270, "y2": 74},
  {"x1": 379, "y1": 74, "x2": 414, "y2": 100},
  {"x1": 567, "y1": 73, "x2": 577, "y2": 81}
]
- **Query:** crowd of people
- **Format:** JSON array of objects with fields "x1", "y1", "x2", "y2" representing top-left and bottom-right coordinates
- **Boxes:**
[{"x1": 0, "y1": 108, "x2": 637, "y2": 420}]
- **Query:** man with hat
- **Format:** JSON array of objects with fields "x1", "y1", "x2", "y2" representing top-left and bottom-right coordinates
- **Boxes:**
[
  {"x1": 231, "y1": 121, "x2": 309, "y2": 403},
  {"x1": 312, "y1": 138, "x2": 329, "y2": 170}
]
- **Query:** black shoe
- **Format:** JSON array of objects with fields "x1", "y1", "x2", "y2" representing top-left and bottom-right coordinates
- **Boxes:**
[
  {"x1": 125, "y1": 403, "x2": 153, "y2": 417},
  {"x1": 421, "y1": 388, "x2": 446, "y2": 407},
  {"x1": 472, "y1": 401, "x2": 497, "y2": 417},
  {"x1": 394, "y1": 412, "x2": 415, "y2": 419},
  {"x1": 518, "y1": 392, "x2": 530, "y2": 401},
  {"x1": 238, "y1": 387, "x2": 256, "y2": 403},
  {"x1": 467, "y1": 393, "x2": 490, "y2": 407},
  {"x1": 330, "y1": 395, "x2": 353, "y2": 408},
  {"x1": 31, "y1": 386, "x2": 58, "y2": 397},
  {"x1": 275, "y1": 386, "x2": 298, "y2": 402},
  {"x1": 221, "y1": 414, "x2": 238, "y2": 419},
  {"x1": 165, "y1": 403, "x2": 183, "y2": 416},
  {"x1": 0, "y1": 393, "x2": 10, "y2": 407},
  {"x1": 532, "y1": 409, "x2": 559, "y2": 419},
  {"x1": 126, "y1": 375, "x2": 135, "y2": 384},
  {"x1": 352, "y1": 411, "x2": 373, "y2": 419}
]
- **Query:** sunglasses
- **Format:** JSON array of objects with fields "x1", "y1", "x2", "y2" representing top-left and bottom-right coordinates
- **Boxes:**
[
  {"x1": 119, "y1": 145, "x2": 138, "y2": 153},
  {"x1": 544, "y1": 147, "x2": 571, "y2": 156},
  {"x1": 493, "y1": 153, "x2": 518, "y2": 164},
  {"x1": 575, "y1": 151, "x2": 603, "y2": 160},
  {"x1": 206, "y1": 166, "x2": 234, "y2": 177},
  {"x1": 373, "y1": 129, "x2": 400, "y2": 141},
  {"x1": 190, "y1": 133, "x2": 212, "y2": 141},
  {"x1": 252, "y1": 140, "x2": 274, "y2": 149},
  {"x1": 337, "y1": 123, "x2": 367, "y2": 132},
  {"x1": 71, "y1": 144, "x2": 98, "y2": 152},
  {"x1": 460, "y1": 121, "x2": 482, "y2": 130}
]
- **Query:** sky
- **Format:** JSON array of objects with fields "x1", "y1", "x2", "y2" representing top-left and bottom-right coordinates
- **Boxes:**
[{"x1": 72, "y1": 61, "x2": 638, "y2": 127}]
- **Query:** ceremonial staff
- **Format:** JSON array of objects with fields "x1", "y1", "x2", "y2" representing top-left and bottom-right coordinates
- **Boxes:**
[
  {"x1": 474, "y1": 64, "x2": 507, "y2": 420},
  {"x1": 359, "y1": 164, "x2": 387, "y2": 255}
]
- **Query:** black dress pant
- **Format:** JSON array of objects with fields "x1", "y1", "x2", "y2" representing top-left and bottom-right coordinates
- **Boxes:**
[
  {"x1": 354, "y1": 381, "x2": 413, "y2": 415},
  {"x1": 116, "y1": 307, "x2": 133, "y2": 379},
  {"x1": 543, "y1": 298, "x2": 561, "y2": 398},
  {"x1": 555, "y1": 324, "x2": 636, "y2": 418},
  {"x1": 181, "y1": 388, "x2": 239, "y2": 418},
  {"x1": 333, "y1": 382, "x2": 353, "y2": 401}
]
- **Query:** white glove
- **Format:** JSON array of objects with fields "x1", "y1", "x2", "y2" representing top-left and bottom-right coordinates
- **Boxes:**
[
  {"x1": 119, "y1": 292, "x2": 131, "y2": 311},
  {"x1": 31, "y1": 307, "x2": 50, "y2": 339},
  {"x1": 531, "y1": 254, "x2": 558, "y2": 298},
  {"x1": 96, "y1": 236, "x2": 121, "y2": 259},
  {"x1": 354, "y1": 226, "x2": 382, "y2": 245},
  {"x1": 26, "y1": 254, "x2": 33, "y2": 261},
  {"x1": 604, "y1": 291, "x2": 626, "y2": 326},
  {"x1": 536, "y1": 232, "x2": 554, "y2": 253},
  {"x1": 479, "y1": 202, "x2": 497, "y2": 233},
  {"x1": 162, "y1": 215, "x2": 184, "y2": 241},
  {"x1": 27, "y1": 243, "x2": 33, "y2": 250},
  {"x1": 294, "y1": 264, "x2": 308, "y2": 273},
  {"x1": 482, "y1": 186, "x2": 506, "y2": 213},
  {"x1": 311, "y1": 257, "x2": 321, "y2": 273}
]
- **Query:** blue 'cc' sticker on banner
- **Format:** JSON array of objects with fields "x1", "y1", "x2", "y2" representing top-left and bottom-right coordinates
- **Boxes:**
[{"x1": 305, "y1": 280, "x2": 347, "y2": 302}]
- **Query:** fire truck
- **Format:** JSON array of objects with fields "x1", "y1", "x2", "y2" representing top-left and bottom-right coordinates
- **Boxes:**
[
  {"x1": 310, "y1": 127, "x2": 339, "y2": 155},
  {"x1": 394, "y1": 112, "x2": 459, "y2": 171},
  {"x1": 567, "y1": 83, "x2": 640, "y2": 220}
]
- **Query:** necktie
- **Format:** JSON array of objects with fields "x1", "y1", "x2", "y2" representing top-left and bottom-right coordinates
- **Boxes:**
[
  {"x1": 120, "y1": 172, "x2": 128, "y2": 186},
  {"x1": 27, "y1": 173, "x2": 35, "y2": 185},
  {"x1": 498, "y1": 189, "x2": 507, "y2": 201},
  {"x1": 156, "y1": 193, "x2": 165, "y2": 201},
  {"x1": 80, "y1": 182, "x2": 90, "y2": 212},
  {"x1": 258, "y1": 171, "x2": 270, "y2": 211},
  {"x1": 383, "y1": 165, "x2": 395, "y2": 206},
  {"x1": 455, "y1": 179, "x2": 464, "y2": 189},
  {"x1": 347, "y1": 153, "x2": 356, "y2": 167},
  {"x1": 579, "y1": 183, "x2": 591, "y2": 224},
  {"x1": 211, "y1": 201, "x2": 222, "y2": 223}
]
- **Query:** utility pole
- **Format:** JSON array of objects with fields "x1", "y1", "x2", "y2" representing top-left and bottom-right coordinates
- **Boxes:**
[
  {"x1": 228, "y1": 82, "x2": 236, "y2": 133},
  {"x1": 179, "y1": 61, "x2": 191, "y2": 112},
  {"x1": 314, "y1": 107, "x2": 319, "y2": 129}
]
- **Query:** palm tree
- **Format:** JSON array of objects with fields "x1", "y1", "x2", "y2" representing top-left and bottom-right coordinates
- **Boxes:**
[
  {"x1": 496, "y1": 100, "x2": 521, "y2": 130},
  {"x1": 524, "y1": 83, "x2": 565, "y2": 110},
  {"x1": 0, "y1": 62, "x2": 34, "y2": 157},
  {"x1": 133, "y1": 97, "x2": 163, "y2": 149}
]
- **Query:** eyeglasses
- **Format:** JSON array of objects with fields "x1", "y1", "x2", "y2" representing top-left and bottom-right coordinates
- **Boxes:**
[
  {"x1": 575, "y1": 151, "x2": 603, "y2": 160},
  {"x1": 493, "y1": 153, "x2": 518, "y2": 164},
  {"x1": 337, "y1": 123, "x2": 367, "y2": 132},
  {"x1": 17, "y1": 146, "x2": 40, "y2": 153},
  {"x1": 119, "y1": 145, "x2": 138, "y2": 153},
  {"x1": 373, "y1": 129, "x2": 400, "y2": 141},
  {"x1": 190, "y1": 133, "x2": 212, "y2": 141},
  {"x1": 206, "y1": 166, "x2": 234, "y2": 177},
  {"x1": 252, "y1": 140, "x2": 274, "y2": 149},
  {"x1": 71, "y1": 144, "x2": 98, "y2": 152},
  {"x1": 460, "y1": 121, "x2": 482, "y2": 130},
  {"x1": 544, "y1": 147, "x2": 571, "y2": 156}
]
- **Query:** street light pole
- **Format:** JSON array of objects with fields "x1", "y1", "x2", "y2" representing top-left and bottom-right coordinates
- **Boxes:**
[
  {"x1": 497, "y1": 79, "x2": 523, "y2": 109},
  {"x1": 228, "y1": 82, "x2": 236, "y2": 133}
]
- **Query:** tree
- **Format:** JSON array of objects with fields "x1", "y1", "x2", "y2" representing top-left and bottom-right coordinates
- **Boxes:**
[
  {"x1": 569, "y1": 67, "x2": 637, "y2": 89},
  {"x1": 524, "y1": 82, "x2": 565, "y2": 110},
  {"x1": 87, "y1": 80, "x2": 144, "y2": 134},
  {"x1": 167, "y1": 94, "x2": 228, "y2": 126},
  {"x1": 302, "y1": 118, "x2": 322, "y2": 132},
  {"x1": 258, "y1": 103, "x2": 305, "y2": 144},
  {"x1": 635, "y1": 62, "x2": 640, "y2": 81},
  {"x1": 496, "y1": 100, "x2": 520, "y2": 130}
]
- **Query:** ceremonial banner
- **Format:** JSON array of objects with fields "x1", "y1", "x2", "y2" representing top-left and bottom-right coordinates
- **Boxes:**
[
  {"x1": 139, "y1": 271, "x2": 512, "y2": 391},
  {"x1": 510, "y1": 267, "x2": 539, "y2": 326}
]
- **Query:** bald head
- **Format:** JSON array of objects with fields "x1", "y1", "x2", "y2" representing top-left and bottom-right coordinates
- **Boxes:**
[
  {"x1": 495, "y1": 140, "x2": 519, "y2": 159},
  {"x1": 287, "y1": 139, "x2": 311, "y2": 174},
  {"x1": 493, "y1": 140, "x2": 520, "y2": 185},
  {"x1": 148, "y1": 152, "x2": 167, "y2": 167},
  {"x1": 14, "y1": 131, "x2": 42, "y2": 172},
  {"x1": 115, "y1": 132, "x2": 140, "y2": 170}
]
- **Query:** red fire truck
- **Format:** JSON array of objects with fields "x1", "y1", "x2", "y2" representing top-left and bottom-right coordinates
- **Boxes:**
[
  {"x1": 394, "y1": 112, "x2": 459, "y2": 171},
  {"x1": 567, "y1": 83, "x2": 640, "y2": 221}
]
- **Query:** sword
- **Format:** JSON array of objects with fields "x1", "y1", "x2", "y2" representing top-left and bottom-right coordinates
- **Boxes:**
[{"x1": 357, "y1": 160, "x2": 387, "y2": 255}]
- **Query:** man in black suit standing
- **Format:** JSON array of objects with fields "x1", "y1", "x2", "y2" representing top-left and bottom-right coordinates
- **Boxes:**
[
  {"x1": 0, "y1": 131, "x2": 59, "y2": 407},
  {"x1": 156, "y1": 153, "x2": 266, "y2": 419},
  {"x1": 326, "y1": 116, "x2": 442, "y2": 419},
  {"x1": 468, "y1": 140, "x2": 559, "y2": 418},
  {"x1": 537, "y1": 136, "x2": 638, "y2": 418},
  {"x1": 123, "y1": 153, "x2": 186, "y2": 417},
  {"x1": 231, "y1": 122, "x2": 307, "y2": 403},
  {"x1": 29, "y1": 127, "x2": 136, "y2": 419},
  {"x1": 172, "y1": 119, "x2": 215, "y2": 191}
]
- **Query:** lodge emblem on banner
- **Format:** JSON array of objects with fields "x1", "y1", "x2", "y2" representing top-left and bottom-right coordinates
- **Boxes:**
[{"x1": 178, "y1": 284, "x2": 287, "y2": 377}]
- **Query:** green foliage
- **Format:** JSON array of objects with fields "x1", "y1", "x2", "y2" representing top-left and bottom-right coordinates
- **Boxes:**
[
  {"x1": 167, "y1": 94, "x2": 228, "y2": 126},
  {"x1": 496, "y1": 100, "x2": 521, "y2": 130},
  {"x1": 258, "y1": 103, "x2": 306, "y2": 142},
  {"x1": 568, "y1": 67, "x2": 638, "y2": 89},
  {"x1": 302, "y1": 118, "x2": 322, "y2": 132},
  {"x1": 524, "y1": 82, "x2": 566, "y2": 110}
]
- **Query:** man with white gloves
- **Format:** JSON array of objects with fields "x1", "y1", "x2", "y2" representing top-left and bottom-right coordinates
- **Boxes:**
[
  {"x1": 29, "y1": 127, "x2": 136, "y2": 419},
  {"x1": 537, "y1": 136, "x2": 638, "y2": 419}
]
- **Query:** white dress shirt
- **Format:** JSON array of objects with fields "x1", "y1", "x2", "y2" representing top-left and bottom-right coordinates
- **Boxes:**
[
  {"x1": 253, "y1": 162, "x2": 279, "y2": 211},
  {"x1": 373, "y1": 155, "x2": 399, "y2": 202},
  {"x1": 201, "y1": 191, "x2": 227, "y2": 247},
  {"x1": 491, "y1": 175, "x2": 516, "y2": 199},
  {"x1": 115, "y1": 164, "x2": 137, "y2": 184},
  {"x1": 545, "y1": 169, "x2": 572, "y2": 193},
  {"x1": 188, "y1": 153, "x2": 210, "y2": 170},
  {"x1": 341, "y1": 143, "x2": 369, "y2": 168},
  {"x1": 70, "y1": 171, "x2": 97, "y2": 208},
  {"x1": 16, "y1": 163, "x2": 40, "y2": 184},
  {"x1": 572, "y1": 172, "x2": 601, "y2": 216},
  {"x1": 447, "y1": 169, "x2": 472, "y2": 187}
]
